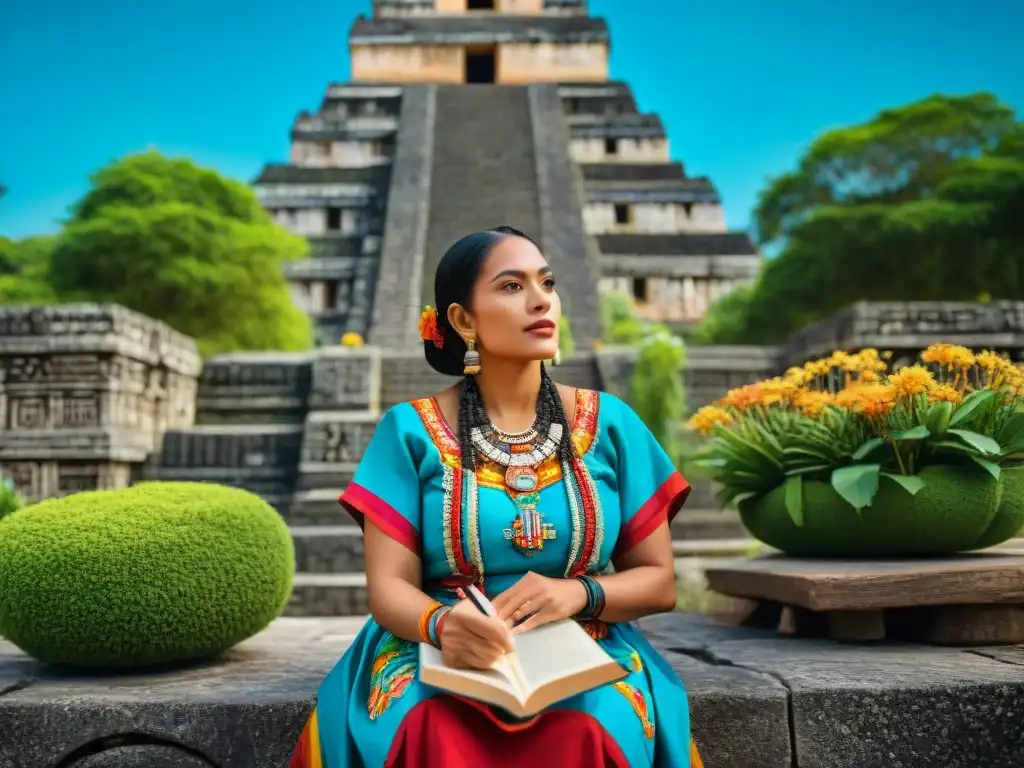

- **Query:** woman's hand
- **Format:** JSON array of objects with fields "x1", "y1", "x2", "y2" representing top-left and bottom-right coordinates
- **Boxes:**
[
  {"x1": 440, "y1": 599, "x2": 515, "y2": 670},
  {"x1": 492, "y1": 571, "x2": 589, "y2": 634}
]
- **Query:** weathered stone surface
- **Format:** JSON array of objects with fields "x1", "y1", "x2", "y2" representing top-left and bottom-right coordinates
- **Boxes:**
[
  {"x1": 529, "y1": 83, "x2": 603, "y2": 349},
  {"x1": 0, "y1": 618, "x2": 363, "y2": 768},
  {"x1": 781, "y1": 300, "x2": 1024, "y2": 368},
  {"x1": 369, "y1": 85, "x2": 435, "y2": 350},
  {"x1": 0, "y1": 304, "x2": 201, "y2": 502},
  {"x1": 291, "y1": 526, "x2": 366, "y2": 573},
  {"x1": 195, "y1": 352, "x2": 313, "y2": 425},
  {"x1": 307, "y1": 347, "x2": 381, "y2": 413},
  {"x1": 5, "y1": 614, "x2": 1024, "y2": 766},
  {"x1": 286, "y1": 574, "x2": 370, "y2": 616},
  {"x1": 649, "y1": 613, "x2": 1024, "y2": 768}
]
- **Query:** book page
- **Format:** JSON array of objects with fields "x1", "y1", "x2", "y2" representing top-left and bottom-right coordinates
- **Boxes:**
[
  {"x1": 420, "y1": 643, "x2": 521, "y2": 698},
  {"x1": 512, "y1": 620, "x2": 620, "y2": 693}
]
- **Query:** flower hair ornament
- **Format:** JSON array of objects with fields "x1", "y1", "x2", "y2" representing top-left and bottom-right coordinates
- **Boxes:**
[{"x1": 418, "y1": 306, "x2": 445, "y2": 349}]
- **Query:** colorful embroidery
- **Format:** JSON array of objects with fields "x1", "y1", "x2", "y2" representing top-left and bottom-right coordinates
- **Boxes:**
[
  {"x1": 612, "y1": 681, "x2": 655, "y2": 739},
  {"x1": 411, "y1": 390, "x2": 601, "y2": 581},
  {"x1": 288, "y1": 707, "x2": 324, "y2": 768},
  {"x1": 628, "y1": 650, "x2": 643, "y2": 672},
  {"x1": 580, "y1": 620, "x2": 609, "y2": 641},
  {"x1": 367, "y1": 632, "x2": 417, "y2": 720}
]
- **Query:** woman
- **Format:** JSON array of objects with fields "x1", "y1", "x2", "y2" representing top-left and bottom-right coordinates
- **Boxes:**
[{"x1": 289, "y1": 226, "x2": 704, "y2": 767}]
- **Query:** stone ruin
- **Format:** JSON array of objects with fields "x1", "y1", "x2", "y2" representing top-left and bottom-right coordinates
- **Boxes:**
[{"x1": 3, "y1": 300, "x2": 1023, "y2": 624}]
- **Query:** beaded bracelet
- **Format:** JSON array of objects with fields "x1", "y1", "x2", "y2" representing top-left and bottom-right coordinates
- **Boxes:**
[
  {"x1": 418, "y1": 600, "x2": 445, "y2": 645},
  {"x1": 575, "y1": 574, "x2": 606, "y2": 620}
]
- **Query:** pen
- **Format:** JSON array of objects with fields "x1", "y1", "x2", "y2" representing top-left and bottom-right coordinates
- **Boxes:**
[{"x1": 462, "y1": 583, "x2": 498, "y2": 617}]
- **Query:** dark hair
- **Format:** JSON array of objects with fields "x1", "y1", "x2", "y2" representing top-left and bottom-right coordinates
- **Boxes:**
[{"x1": 424, "y1": 226, "x2": 574, "y2": 471}]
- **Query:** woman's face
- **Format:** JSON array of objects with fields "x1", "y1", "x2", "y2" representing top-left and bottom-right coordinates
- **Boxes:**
[{"x1": 458, "y1": 235, "x2": 561, "y2": 364}]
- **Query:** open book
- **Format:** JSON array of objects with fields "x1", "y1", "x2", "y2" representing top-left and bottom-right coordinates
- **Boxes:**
[{"x1": 419, "y1": 619, "x2": 628, "y2": 718}]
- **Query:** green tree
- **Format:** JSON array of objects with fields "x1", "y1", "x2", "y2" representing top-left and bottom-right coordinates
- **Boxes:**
[
  {"x1": 557, "y1": 314, "x2": 575, "y2": 359},
  {"x1": 753, "y1": 92, "x2": 1017, "y2": 246},
  {"x1": 48, "y1": 151, "x2": 313, "y2": 356},
  {"x1": 691, "y1": 283, "x2": 756, "y2": 345},
  {"x1": 630, "y1": 330, "x2": 687, "y2": 457},
  {"x1": 698, "y1": 92, "x2": 1024, "y2": 344},
  {"x1": 0, "y1": 236, "x2": 58, "y2": 304}
]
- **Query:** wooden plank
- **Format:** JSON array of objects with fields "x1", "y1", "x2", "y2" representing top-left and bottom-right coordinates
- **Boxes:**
[{"x1": 704, "y1": 552, "x2": 1024, "y2": 612}]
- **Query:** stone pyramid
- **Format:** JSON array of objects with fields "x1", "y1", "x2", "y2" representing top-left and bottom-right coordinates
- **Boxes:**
[{"x1": 252, "y1": 0, "x2": 759, "y2": 350}]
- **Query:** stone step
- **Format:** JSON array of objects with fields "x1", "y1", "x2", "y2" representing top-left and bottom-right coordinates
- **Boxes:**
[
  {"x1": 672, "y1": 538, "x2": 760, "y2": 558},
  {"x1": 672, "y1": 508, "x2": 748, "y2": 540},
  {"x1": 285, "y1": 572, "x2": 369, "y2": 617},
  {"x1": 292, "y1": 525, "x2": 364, "y2": 573}
]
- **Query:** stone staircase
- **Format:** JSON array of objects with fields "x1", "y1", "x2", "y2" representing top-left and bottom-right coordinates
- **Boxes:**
[
  {"x1": 528, "y1": 84, "x2": 603, "y2": 350},
  {"x1": 143, "y1": 349, "x2": 750, "y2": 618},
  {"x1": 368, "y1": 85, "x2": 436, "y2": 350},
  {"x1": 421, "y1": 85, "x2": 544, "y2": 308}
]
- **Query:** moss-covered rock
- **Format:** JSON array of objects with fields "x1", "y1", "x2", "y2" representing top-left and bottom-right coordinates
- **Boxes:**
[
  {"x1": 0, "y1": 481, "x2": 294, "y2": 667},
  {"x1": 739, "y1": 465, "x2": 1000, "y2": 557}
]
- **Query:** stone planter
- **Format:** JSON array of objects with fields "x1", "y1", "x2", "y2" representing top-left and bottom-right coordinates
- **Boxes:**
[
  {"x1": 971, "y1": 466, "x2": 1024, "y2": 550},
  {"x1": 738, "y1": 465, "x2": 1004, "y2": 557}
]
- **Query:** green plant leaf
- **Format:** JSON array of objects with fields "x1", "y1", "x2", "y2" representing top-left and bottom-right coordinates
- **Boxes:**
[
  {"x1": 923, "y1": 401, "x2": 954, "y2": 437},
  {"x1": 785, "y1": 464, "x2": 833, "y2": 477},
  {"x1": 730, "y1": 491, "x2": 762, "y2": 507},
  {"x1": 948, "y1": 428, "x2": 1001, "y2": 456},
  {"x1": 891, "y1": 425, "x2": 930, "y2": 441},
  {"x1": 717, "y1": 429, "x2": 784, "y2": 473},
  {"x1": 784, "y1": 475, "x2": 804, "y2": 527},
  {"x1": 931, "y1": 439, "x2": 980, "y2": 457},
  {"x1": 971, "y1": 456, "x2": 1001, "y2": 480},
  {"x1": 949, "y1": 389, "x2": 996, "y2": 428},
  {"x1": 831, "y1": 464, "x2": 881, "y2": 510},
  {"x1": 881, "y1": 471, "x2": 925, "y2": 496},
  {"x1": 997, "y1": 413, "x2": 1024, "y2": 446},
  {"x1": 852, "y1": 437, "x2": 885, "y2": 460}
]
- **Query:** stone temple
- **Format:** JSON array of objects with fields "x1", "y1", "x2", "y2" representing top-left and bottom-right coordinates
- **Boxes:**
[{"x1": 252, "y1": 0, "x2": 761, "y2": 348}]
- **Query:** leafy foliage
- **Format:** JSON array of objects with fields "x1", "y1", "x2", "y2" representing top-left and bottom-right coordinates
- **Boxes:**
[
  {"x1": 557, "y1": 314, "x2": 575, "y2": 359},
  {"x1": 600, "y1": 292, "x2": 651, "y2": 345},
  {"x1": 0, "y1": 236, "x2": 59, "y2": 304},
  {"x1": 696, "y1": 92, "x2": 1024, "y2": 344},
  {"x1": 630, "y1": 330, "x2": 687, "y2": 456},
  {"x1": 0, "y1": 476, "x2": 22, "y2": 521},
  {"x1": 690, "y1": 345, "x2": 1024, "y2": 523},
  {"x1": 46, "y1": 151, "x2": 313, "y2": 356}
]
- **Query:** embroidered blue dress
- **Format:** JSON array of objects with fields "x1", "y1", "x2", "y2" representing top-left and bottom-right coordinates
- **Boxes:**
[{"x1": 289, "y1": 390, "x2": 702, "y2": 768}]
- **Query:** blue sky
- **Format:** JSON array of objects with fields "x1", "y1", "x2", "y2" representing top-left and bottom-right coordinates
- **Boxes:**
[{"x1": 0, "y1": 0, "x2": 1021, "y2": 239}]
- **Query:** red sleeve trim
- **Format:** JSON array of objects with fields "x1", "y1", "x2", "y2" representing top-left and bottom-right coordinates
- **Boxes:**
[
  {"x1": 614, "y1": 471, "x2": 691, "y2": 556},
  {"x1": 339, "y1": 483, "x2": 420, "y2": 555}
]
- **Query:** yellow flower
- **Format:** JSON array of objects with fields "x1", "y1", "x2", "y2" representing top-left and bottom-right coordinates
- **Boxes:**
[
  {"x1": 928, "y1": 385, "x2": 962, "y2": 404},
  {"x1": 758, "y1": 378, "x2": 800, "y2": 405},
  {"x1": 855, "y1": 370, "x2": 881, "y2": 383},
  {"x1": 721, "y1": 384, "x2": 765, "y2": 410},
  {"x1": 834, "y1": 384, "x2": 896, "y2": 417},
  {"x1": 795, "y1": 391, "x2": 832, "y2": 418},
  {"x1": 975, "y1": 350, "x2": 1003, "y2": 372},
  {"x1": 888, "y1": 365, "x2": 936, "y2": 398},
  {"x1": 340, "y1": 332, "x2": 364, "y2": 347},
  {"x1": 921, "y1": 343, "x2": 975, "y2": 369},
  {"x1": 803, "y1": 359, "x2": 831, "y2": 378},
  {"x1": 784, "y1": 366, "x2": 810, "y2": 386},
  {"x1": 689, "y1": 406, "x2": 732, "y2": 436}
]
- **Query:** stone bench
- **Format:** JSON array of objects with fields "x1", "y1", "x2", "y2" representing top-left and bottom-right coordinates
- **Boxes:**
[{"x1": 2, "y1": 613, "x2": 1023, "y2": 767}]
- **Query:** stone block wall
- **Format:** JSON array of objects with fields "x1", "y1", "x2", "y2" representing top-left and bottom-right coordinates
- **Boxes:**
[{"x1": 0, "y1": 304, "x2": 201, "y2": 502}]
